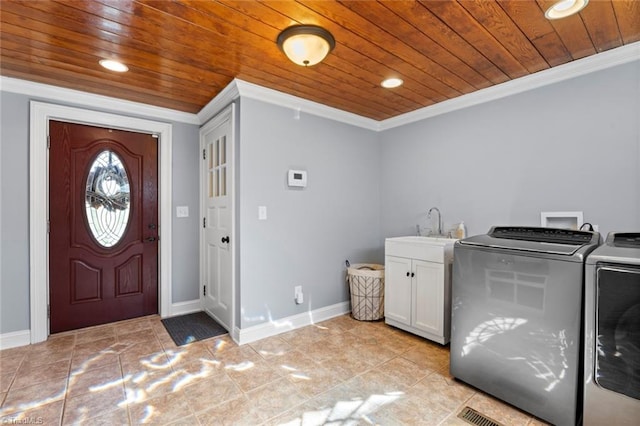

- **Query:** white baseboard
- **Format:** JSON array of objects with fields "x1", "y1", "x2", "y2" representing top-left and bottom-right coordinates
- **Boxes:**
[
  {"x1": 235, "y1": 301, "x2": 350, "y2": 345},
  {"x1": 168, "y1": 299, "x2": 201, "y2": 317},
  {"x1": 0, "y1": 329, "x2": 31, "y2": 350}
]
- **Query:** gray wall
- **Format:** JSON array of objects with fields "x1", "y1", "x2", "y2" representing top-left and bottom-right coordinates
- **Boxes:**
[
  {"x1": 238, "y1": 98, "x2": 381, "y2": 328},
  {"x1": 2, "y1": 58, "x2": 638, "y2": 336},
  {"x1": 0, "y1": 92, "x2": 30, "y2": 334},
  {"x1": 0, "y1": 91, "x2": 200, "y2": 334},
  {"x1": 171, "y1": 123, "x2": 200, "y2": 303},
  {"x1": 380, "y1": 60, "x2": 640, "y2": 240}
]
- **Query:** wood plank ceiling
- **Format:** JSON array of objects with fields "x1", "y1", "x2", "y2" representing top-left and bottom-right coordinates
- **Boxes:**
[{"x1": 1, "y1": 0, "x2": 638, "y2": 121}]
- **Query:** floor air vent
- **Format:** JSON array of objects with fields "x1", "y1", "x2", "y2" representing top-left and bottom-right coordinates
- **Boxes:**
[{"x1": 458, "y1": 407, "x2": 503, "y2": 426}]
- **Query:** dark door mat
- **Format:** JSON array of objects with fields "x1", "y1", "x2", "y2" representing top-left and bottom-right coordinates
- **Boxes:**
[{"x1": 161, "y1": 311, "x2": 228, "y2": 346}]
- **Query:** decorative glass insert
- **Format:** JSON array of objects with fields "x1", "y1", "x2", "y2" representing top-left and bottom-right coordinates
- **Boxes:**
[
  {"x1": 85, "y1": 150, "x2": 130, "y2": 247},
  {"x1": 207, "y1": 135, "x2": 227, "y2": 199}
]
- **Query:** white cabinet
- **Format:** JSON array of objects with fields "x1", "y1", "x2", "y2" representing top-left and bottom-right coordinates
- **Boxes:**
[
  {"x1": 384, "y1": 237, "x2": 455, "y2": 344},
  {"x1": 385, "y1": 256, "x2": 412, "y2": 325},
  {"x1": 413, "y1": 259, "x2": 445, "y2": 336}
]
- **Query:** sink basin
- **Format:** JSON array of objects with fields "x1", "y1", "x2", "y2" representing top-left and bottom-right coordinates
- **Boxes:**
[
  {"x1": 385, "y1": 235, "x2": 456, "y2": 262},
  {"x1": 386, "y1": 235, "x2": 456, "y2": 246}
]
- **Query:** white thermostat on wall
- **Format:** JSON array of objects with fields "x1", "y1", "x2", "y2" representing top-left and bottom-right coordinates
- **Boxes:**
[{"x1": 288, "y1": 169, "x2": 307, "y2": 188}]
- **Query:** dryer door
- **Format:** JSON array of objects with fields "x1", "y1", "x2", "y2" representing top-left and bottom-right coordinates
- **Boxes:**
[{"x1": 595, "y1": 264, "x2": 640, "y2": 400}]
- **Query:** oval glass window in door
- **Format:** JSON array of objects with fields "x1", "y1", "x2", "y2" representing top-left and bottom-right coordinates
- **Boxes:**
[{"x1": 85, "y1": 150, "x2": 131, "y2": 247}]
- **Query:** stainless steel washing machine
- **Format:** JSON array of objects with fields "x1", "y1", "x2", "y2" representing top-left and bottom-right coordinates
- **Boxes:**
[
  {"x1": 451, "y1": 226, "x2": 600, "y2": 426},
  {"x1": 584, "y1": 232, "x2": 640, "y2": 425}
]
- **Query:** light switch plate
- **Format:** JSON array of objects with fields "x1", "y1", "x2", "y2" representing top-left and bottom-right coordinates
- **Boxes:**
[
  {"x1": 258, "y1": 206, "x2": 267, "y2": 220},
  {"x1": 176, "y1": 206, "x2": 189, "y2": 218}
]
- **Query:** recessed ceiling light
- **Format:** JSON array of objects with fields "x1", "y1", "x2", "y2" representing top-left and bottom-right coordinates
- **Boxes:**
[
  {"x1": 381, "y1": 78, "x2": 403, "y2": 89},
  {"x1": 545, "y1": 0, "x2": 589, "y2": 20},
  {"x1": 99, "y1": 59, "x2": 129, "y2": 72}
]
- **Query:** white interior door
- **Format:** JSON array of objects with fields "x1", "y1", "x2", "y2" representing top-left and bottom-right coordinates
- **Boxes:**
[{"x1": 200, "y1": 105, "x2": 234, "y2": 332}]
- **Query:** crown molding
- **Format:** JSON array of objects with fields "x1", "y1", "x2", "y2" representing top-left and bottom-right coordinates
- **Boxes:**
[
  {"x1": 198, "y1": 78, "x2": 380, "y2": 130},
  {"x1": 3, "y1": 41, "x2": 638, "y2": 130},
  {"x1": 0, "y1": 76, "x2": 200, "y2": 125},
  {"x1": 233, "y1": 79, "x2": 381, "y2": 131},
  {"x1": 197, "y1": 78, "x2": 241, "y2": 125},
  {"x1": 379, "y1": 41, "x2": 640, "y2": 131}
]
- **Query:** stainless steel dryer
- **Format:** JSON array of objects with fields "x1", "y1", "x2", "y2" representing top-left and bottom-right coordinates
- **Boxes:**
[
  {"x1": 451, "y1": 226, "x2": 600, "y2": 426},
  {"x1": 584, "y1": 232, "x2": 640, "y2": 425}
]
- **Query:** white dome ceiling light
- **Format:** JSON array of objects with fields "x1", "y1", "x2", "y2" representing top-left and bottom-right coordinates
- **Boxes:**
[{"x1": 277, "y1": 25, "x2": 336, "y2": 67}]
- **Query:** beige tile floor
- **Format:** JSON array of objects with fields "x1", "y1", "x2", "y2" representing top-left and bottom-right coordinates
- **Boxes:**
[{"x1": 0, "y1": 314, "x2": 550, "y2": 425}]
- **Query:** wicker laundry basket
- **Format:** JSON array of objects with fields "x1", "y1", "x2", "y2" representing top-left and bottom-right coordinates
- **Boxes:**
[{"x1": 347, "y1": 263, "x2": 385, "y2": 321}]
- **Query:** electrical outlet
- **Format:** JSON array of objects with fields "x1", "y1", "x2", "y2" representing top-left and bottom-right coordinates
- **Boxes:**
[{"x1": 294, "y1": 286, "x2": 303, "y2": 304}]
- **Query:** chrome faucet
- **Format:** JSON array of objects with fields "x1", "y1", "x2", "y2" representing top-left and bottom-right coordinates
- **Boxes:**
[{"x1": 428, "y1": 207, "x2": 442, "y2": 236}]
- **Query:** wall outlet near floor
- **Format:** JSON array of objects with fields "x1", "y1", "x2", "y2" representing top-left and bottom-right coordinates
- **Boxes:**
[{"x1": 294, "y1": 286, "x2": 304, "y2": 304}]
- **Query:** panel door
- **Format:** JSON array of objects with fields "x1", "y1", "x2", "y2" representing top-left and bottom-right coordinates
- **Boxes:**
[
  {"x1": 201, "y1": 112, "x2": 233, "y2": 331},
  {"x1": 49, "y1": 121, "x2": 158, "y2": 333},
  {"x1": 384, "y1": 256, "x2": 412, "y2": 325},
  {"x1": 413, "y1": 259, "x2": 443, "y2": 336}
]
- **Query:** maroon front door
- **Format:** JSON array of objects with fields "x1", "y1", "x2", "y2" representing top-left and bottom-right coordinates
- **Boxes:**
[{"x1": 49, "y1": 120, "x2": 158, "y2": 333}]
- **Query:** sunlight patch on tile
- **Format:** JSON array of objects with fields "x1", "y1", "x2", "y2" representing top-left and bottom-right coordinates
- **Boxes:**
[{"x1": 225, "y1": 361, "x2": 254, "y2": 372}]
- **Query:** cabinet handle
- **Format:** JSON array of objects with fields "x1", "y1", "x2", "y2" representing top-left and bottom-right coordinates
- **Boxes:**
[
  {"x1": 411, "y1": 272, "x2": 415, "y2": 277},
  {"x1": 406, "y1": 272, "x2": 410, "y2": 277}
]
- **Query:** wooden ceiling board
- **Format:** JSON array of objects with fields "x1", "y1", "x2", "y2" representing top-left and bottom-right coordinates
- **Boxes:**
[
  {"x1": 612, "y1": 0, "x2": 640, "y2": 44},
  {"x1": 3, "y1": 2, "x2": 234, "y2": 86},
  {"x1": 259, "y1": 1, "x2": 450, "y2": 107},
  {"x1": 382, "y1": 1, "x2": 511, "y2": 85},
  {"x1": 1, "y1": 11, "x2": 224, "y2": 99},
  {"x1": 0, "y1": 32, "x2": 208, "y2": 104},
  {"x1": 1, "y1": 56, "x2": 203, "y2": 111},
  {"x1": 580, "y1": 0, "x2": 623, "y2": 52},
  {"x1": 497, "y1": 1, "x2": 573, "y2": 67},
  {"x1": 9, "y1": 4, "x2": 232, "y2": 87},
  {"x1": 267, "y1": 0, "x2": 461, "y2": 111},
  {"x1": 1, "y1": 0, "x2": 637, "y2": 120},
  {"x1": 421, "y1": 1, "x2": 534, "y2": 80},
  {"x1": 221, "y1": 0, "x2": 402, "y2": 107},
  {"x1": 458, "y1": 0, "x2": 550, "y2": 73},
  {"x1": 299, "y1": 0, "x2": 467, "y2": 98},
  {"x1": 144, "y1": 0, "x2": 415, "y2": 119},
  {"x1": 337, "y1": 0, "x2": 490, "y2": 92},
  {"x1": 535, "y1": 0, "x2": 598, "y2": 60},
  {"x1": 338, "y1": 0, "x2": 484, "y2": 94}
]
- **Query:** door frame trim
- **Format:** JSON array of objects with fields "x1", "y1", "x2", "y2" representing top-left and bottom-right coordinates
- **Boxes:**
[
  {"x1": 29, "y1": 101, "x2": 172, "y2": 343},
  {"x1": 199, "y1": 103, "x2": 236, "y2": 337}
]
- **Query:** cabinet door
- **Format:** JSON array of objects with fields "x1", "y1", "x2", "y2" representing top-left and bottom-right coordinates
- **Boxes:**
[
  {"x1": 384, "y1": 256, "x2": 412, "y2": 325},
  {"x1": 413, "y1": 259, "x2": 444, "y2": 335}
]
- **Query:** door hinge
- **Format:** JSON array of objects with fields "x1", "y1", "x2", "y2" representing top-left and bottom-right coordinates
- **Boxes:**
[
  {"x1": 47, "y1": 220, "x2": 50, "y2": 233},
  {"x1": 203, "y1": 148, "x2": 206, "y2": 160},
  {"x1": 47, "y1": 135, "x2": 50, "y2": 149},
  {"x1": 47, "y1": 304, "x2": 50, "y2": 319},
  {"x1": 203, "y1": 285, "x2": 206, "y2": 296},
  {"x1": 203, "y1": 217, "x2": 206, "y2": 228}
]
